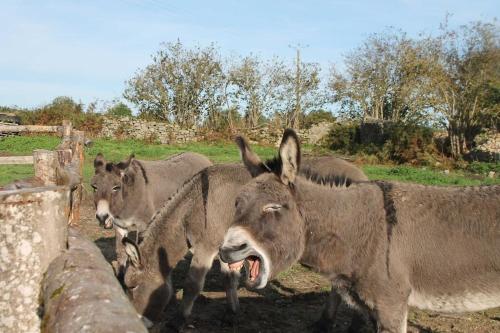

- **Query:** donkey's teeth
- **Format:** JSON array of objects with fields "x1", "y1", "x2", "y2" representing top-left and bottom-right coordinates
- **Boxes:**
[{"x1": 229, "y1": 260, "x2": 244, "y2": 271}]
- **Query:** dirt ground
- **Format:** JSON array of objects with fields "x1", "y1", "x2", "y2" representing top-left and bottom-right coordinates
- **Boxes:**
[{"x1": 76, "y1": 193, "x2": 500, "y2": 333}]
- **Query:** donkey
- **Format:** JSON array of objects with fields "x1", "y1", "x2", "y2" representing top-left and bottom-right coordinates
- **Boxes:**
[
  {"x1": 121, "y1": 141, "x2": 368, "y2": 327},
  {"x1": 91, "y1": 152, "x2": 212, "y2": 270},
  {"x1": 219, "y1": 129, "x2": 500, "y2": 333}
]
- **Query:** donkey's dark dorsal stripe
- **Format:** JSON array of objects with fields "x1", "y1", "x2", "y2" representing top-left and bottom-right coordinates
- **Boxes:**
[{"x1": 300, "y1": 166, "x2": 354, "y2": 188}]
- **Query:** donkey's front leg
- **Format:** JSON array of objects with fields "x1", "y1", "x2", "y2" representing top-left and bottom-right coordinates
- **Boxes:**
[
  {"x1": 219, "y1": 260, "x2": 241, "y2": 314},
  {"x1": 181, "y1": 248, "x2": 218, "y2": 320},
  {"x1": 371, "y1": 288, "x2": 410, "y2": 333},
  {"x1": 112, "y1": 225, "x2": 129, "y2": 279}
]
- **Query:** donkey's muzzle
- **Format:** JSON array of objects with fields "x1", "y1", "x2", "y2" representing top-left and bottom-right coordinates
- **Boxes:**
[
  {"x1": 219, "y1": 243, "x2": 252, "y2": 264},
  {"x1": 96, "y1": 213, "x2": 112, "y2": 229}
]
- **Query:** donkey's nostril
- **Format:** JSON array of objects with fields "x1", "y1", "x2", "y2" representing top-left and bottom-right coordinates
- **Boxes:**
[
  {"x1": 96, "y1": 213, "x2": 110, "y2": 226},
  {"x1": 219, "y1": 243, "x2": 250, "y2": 264},
  {"x1": 236, "y1": 243, "x2": 248, "y2": 251}
]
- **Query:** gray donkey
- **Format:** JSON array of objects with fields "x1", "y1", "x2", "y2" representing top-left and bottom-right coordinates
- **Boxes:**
[
  {"x1": 91, "y1": 152, "x2": 212, "y2": 270},
  {"x1": 219, "y1": 129, "x2": 500, "y2": 333},
  {"x1": 121, "y1": 142, "x2": 368, "y2": 328}
]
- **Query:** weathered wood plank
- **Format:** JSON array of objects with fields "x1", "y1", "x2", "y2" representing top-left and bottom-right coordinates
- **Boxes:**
[
  {"x1": 0, "y1": 155, "x2": 34, "y2": 164},
  {"x1": 0, "y1": 125, "x2": 60, "y2": 133}
]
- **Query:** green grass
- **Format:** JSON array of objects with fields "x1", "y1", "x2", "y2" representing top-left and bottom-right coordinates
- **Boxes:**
[
  {"x1": 362, "y1": 165, "x2": 500, "y2": 186},
  {"x1": 1, "y1": 135, "x2": 499, "y2": 187}
]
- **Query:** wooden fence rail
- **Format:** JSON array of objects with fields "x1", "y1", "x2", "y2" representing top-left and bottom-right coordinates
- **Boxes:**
[
  {"x1": 0, "y1": 156, "x2": 33, "y2": 164},
  {"x1": 0, "y1": 124, "x2": 60, "y2": 133},
  {"x1": 0, "y1": 120, "x2": 84, "y2": 225}
]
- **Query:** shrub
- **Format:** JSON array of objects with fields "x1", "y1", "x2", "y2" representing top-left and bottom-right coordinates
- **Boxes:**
[
  {"x1": 302, "y1": 110, "x2": 336, "y2": 129},
  {"x1": 106, "y1": 103, "x2": 133, "y2": 118},
  {"x1": 14, "y1": 96, "x2": 103, "y2": 136},
  {"x1": 326, "y1": 121, "x2": 439, "y2": 165},
  {"x1": 381, "y1": 123, "x2": 435, "y2": 164},
  {"x1": 325, "y1": 122, "x2": 359, "y2": 153}
]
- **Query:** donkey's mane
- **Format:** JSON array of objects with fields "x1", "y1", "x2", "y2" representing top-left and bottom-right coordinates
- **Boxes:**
[
  {"x1": 300, "y1": 166, "x2": 354, "y2": 188},
  {"x1": 262, "y1": 156, "x2": 355, "y2": 188},
  {"x1": 141, "y1": 168, "x2": 207, "y2": 243}
]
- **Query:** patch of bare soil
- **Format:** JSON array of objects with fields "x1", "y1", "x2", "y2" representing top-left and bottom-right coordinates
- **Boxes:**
[{"x1": 75, "y1": 195, "x2": 500, "y2": 333}]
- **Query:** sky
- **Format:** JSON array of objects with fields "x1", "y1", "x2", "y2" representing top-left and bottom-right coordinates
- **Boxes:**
[{"x1": 0, "y1": 0, "x2": 498, "y2": 109}]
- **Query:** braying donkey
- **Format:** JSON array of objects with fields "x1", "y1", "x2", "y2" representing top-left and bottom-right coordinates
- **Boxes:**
[
  {"x1": 219, "y1": 129, "x2": 500, "y2": 333},
  {"x1": 122, "y1": 140, "x2": 368, "y2": 328}
]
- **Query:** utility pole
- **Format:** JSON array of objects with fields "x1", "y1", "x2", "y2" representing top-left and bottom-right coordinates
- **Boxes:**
[{"x1": 289, "y1": 44, "x2": 308, "y2": 130}]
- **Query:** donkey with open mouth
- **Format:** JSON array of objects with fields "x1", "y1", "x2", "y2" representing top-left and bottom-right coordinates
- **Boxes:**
[
  {"x1": 91, "y1": 152, "x2": 212, "y2": 272},
  {"x1": 219, "y1": 129, "x2": 500, "y2": 333},
  {"x1": 120, "y1": 140, "x2": 368, "y2": 328}
]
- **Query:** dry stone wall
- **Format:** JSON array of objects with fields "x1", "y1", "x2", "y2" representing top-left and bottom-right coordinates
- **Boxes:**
[
  {"x1": 470, "y1": 131, "x2": 500, "y2": 162},
  {"x1": 99, "y1": 116, "x2": 334, "y2": 145},
  {"x1": 100, "y1": 117, "x2": 198, "y2": 144}
]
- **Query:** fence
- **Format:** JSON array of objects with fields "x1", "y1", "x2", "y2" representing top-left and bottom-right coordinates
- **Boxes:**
[
  {"x1": 0, "y1": 121, "x2": 147, "y2": 332},
  {"x1": 0, "y1": 120, "x2": 84, "y2": 224}
]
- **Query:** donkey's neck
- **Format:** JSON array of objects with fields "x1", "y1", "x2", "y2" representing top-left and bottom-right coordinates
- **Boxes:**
[
  {"x1": 294, "y1": 178, "x2": 385, "y2": 277},
  {"x1": 139, "y1": 172, "x2": 205, "y2": 274}
]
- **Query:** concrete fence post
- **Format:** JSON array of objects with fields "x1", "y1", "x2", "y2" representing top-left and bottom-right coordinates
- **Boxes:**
[
  {"x1": 0, "y1": 186, "x2": 70, "y2": 333},
  {"x1": 33, "y1": 150, "x2": 58, "y2": 186}
]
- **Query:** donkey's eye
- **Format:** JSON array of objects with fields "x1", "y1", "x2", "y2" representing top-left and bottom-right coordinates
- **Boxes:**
[
  {"x1": 91, "y1": 184, "x2": 97, "y2": 192},
  {"x1": 112, "y1": 186, "x2": 121, "y2": 192},
  {"x1": 262, "y1": 203, "x2": 282, "y2": 213}
]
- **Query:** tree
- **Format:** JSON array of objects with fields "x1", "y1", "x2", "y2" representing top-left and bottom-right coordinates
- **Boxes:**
[
  {"x1": 124, "y1": 41, "x2": 226, "y2": 127},
  {"x1": 328, "y1": 29, "x2": 432, "y2": 124},
  {"x1": 227, "y1": 56, "x2": 285, "y2": 128},
  {"x1": 272, "y1": 59, "x2": 325, "y2": 129},
  {"x1": 421, "y1": 19, "x2": 500, "y2": 158}
]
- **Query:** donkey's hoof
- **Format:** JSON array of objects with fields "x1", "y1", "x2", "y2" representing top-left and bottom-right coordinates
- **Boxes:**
[
  {"x1": 309, "y1": 318, "x2": 334, "y2": 333},
  {"x1": 178, "y1": 324, "x2": 198, "y2": 333},
  {"x1": 168, "y1": 313, "x2": 197, "y2": 333},
  {"x1": 220, "y1": 309, "x2": 240, "y2": 327}
]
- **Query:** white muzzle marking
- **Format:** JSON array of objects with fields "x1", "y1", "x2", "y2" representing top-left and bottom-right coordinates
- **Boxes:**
[
  {"x1": 222, "y1": 226, "x2": 271, "y2": 289},
  {"x1": 96, "y1": 199, "x2": 114, "y2": 228}
]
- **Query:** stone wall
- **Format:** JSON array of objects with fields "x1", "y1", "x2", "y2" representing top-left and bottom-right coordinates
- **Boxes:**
[
  {"x1": 99, "y1": 116, "x2": 334, "y2": 145},
  {"x1": 100, "y1": 117, "x2": 198, "y2": 144},
  {"x1": 472, "y1": 130, "x2": 500, "y2": 161}
]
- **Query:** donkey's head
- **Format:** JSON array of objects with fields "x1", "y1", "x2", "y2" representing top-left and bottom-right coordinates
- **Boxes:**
[
  {"x1": 219, "y1": 129, "x2": 305, "y2": 289},
  {"x1": 121, "y1": 237, "x2": 170, "y2": 322},
  {"x1": 91, "y1": 153, "x2": 148, "y2": 229}
]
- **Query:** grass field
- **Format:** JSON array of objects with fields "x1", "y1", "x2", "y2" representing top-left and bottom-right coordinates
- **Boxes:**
[{"x1": 1, "y1": 135, "x2": 498, "y2": 186}]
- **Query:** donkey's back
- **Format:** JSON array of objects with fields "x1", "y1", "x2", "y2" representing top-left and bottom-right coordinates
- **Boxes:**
[
  {"x1": 142, "y1": 152, "x2": 212, "y2": 208},
  {"x1": 389, "y1": 183, "x2": 500, "y2": 313}
]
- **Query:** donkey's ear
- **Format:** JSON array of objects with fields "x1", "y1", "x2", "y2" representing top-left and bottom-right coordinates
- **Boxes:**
[
  {"x1": 278, "y1": 129, "x2": 301, "y2": 185},
  {"x1": 116, "y1": 154, "x2": 135, "y2": 170},
  {"x1": 123, "y1": 237, "x2": 142, "y2": 268},
  {"x1": 235, "y1": 136, "x2": 268, "y2": 177},
  {"x1": 116, "y1": 154, "x2": 137, "y2": 185},
  {"x1": 94, "y1": 153, "x2": 106, "y2": 173}
]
